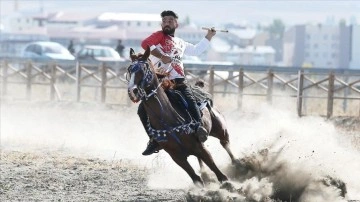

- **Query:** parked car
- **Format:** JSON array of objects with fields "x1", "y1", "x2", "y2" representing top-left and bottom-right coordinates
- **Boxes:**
[
  {"x1": 22, "y1": 41, "x2": 75, "y2": 61},
  {"x1": 76, "y1": 45, "x2": 127, "y2": 62},
  {"x1": 76, "y1": 45, "x2": 128, "y2": 71}
]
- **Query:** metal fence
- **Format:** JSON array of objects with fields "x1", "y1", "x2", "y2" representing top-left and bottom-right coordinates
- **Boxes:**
[{"x1": 1, "y1": 57, "x2": 360, "y2": 118}]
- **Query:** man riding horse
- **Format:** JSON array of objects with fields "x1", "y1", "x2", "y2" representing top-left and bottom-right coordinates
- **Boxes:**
[{"x1": 138, "y1": 10, "x2": 217, "y2": 155}]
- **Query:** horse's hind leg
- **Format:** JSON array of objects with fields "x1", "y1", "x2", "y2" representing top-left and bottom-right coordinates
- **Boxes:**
[
  {"x1": 171, "y1": 155, "x2": 204, "y2": 187},
  {"x1": 219, "y1": 129, "x2": 237, "y2": 164},
  {"x1": 209, "y1": 109, "x2": 237, "y2": 163}
]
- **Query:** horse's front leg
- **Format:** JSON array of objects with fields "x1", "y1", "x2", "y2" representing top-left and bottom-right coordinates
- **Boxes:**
[
  {"x1": 171, "y1": 154, "x2": 204, "y2": 187},
  {"x1": 197, "y1": 157, "x2": 216, "y2": 184},
  {"x1": 197, "y1": 146, "x2": 228, "y2": 183}
]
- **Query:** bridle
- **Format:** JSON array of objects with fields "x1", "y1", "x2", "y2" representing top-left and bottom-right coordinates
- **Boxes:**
[{"x1": 127, "y1": 59, "x2": 162, "y2": 102}]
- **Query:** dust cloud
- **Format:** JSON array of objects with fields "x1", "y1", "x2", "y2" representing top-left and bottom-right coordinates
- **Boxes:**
[{"x1": 1, "y1": 100, "x2": 360, "y2": 201}]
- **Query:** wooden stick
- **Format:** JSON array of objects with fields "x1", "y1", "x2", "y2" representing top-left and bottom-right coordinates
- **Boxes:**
[{"x1": 202, "y1": 27, "x2": 229, "y2": 33}]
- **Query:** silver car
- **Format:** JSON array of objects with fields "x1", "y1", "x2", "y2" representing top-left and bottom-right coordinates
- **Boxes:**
[{"x1": 22, "y1": 41, "x2": 75, "y2": 61}]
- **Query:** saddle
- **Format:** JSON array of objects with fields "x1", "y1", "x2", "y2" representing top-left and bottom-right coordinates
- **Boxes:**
[{"x1": 163, "y1": 79, "x2": 213, "y2": 122}]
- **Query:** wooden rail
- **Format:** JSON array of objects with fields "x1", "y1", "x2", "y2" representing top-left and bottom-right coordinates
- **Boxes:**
[{"x1": 1, "y1": 57, "x2": 360, "y2": 118}]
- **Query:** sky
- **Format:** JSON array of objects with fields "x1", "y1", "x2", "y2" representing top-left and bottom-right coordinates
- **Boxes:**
[{"x1": 1, "y1": 0, "x2": 360, "y2": 26}]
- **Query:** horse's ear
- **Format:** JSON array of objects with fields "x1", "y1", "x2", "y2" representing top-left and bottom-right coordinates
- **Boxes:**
[
  {"x1": 130, "y1": 48, "x2": 136, "y2": 62},
  {"x1": 143, "y1": 47, "x2": 151, "y2": 60}
]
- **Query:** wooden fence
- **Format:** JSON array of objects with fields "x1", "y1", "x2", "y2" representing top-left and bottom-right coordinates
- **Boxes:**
[{"x1": 1, "y1": 57, "x2": 360, "y2": 118}]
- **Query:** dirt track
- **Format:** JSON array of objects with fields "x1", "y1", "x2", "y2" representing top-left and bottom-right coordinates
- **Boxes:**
[
  {"x1": 0, "y1": 150, "x2": 186, "y2": 201},
  {"x1": 1, "y1": 102, "x2": 360, "y2": 201}
]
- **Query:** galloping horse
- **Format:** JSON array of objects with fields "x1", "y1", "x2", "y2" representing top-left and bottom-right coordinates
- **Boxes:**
[{"x1": 127, "y1": 47, "x2": 236, "y2": 186}]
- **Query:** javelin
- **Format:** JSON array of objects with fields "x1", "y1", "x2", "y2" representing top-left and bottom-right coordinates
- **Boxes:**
[{"x1": 202, "y1": 27, "x2": 229, "y2": 33}]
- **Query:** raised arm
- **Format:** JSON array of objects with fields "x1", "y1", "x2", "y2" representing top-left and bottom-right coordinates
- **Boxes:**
[{"x1": 184, "y1": 28, "x2": 216, "y2": 56}]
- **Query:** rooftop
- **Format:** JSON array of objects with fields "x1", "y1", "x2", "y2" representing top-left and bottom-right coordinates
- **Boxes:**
[{"x1": 97, "y1": 12, "x2": 160, "y2": 22}]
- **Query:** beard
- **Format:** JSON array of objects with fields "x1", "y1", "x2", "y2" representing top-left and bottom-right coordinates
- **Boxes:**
[{"x1": 162, "y1": 26, "x2": 175, "y2": 35}]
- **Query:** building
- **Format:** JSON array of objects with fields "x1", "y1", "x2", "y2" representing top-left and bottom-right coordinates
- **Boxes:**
[
  {"x1": 283, "y1": 24, "x2": 352, "y2": 69},
  {"x1": 208, "y1": 37, "x2": 275, "y2": 65}
]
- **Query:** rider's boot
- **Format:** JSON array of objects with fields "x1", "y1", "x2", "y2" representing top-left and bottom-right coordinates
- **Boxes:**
[
  {"x1": 142, "y1": 138, "x2": 159, "y2": 156},
  {"x1": 189, "y1": 103, "x2": 208, "y2": 142},
  {"x1": 138, "y1": 103, "x2": 160, "y2": 155}
]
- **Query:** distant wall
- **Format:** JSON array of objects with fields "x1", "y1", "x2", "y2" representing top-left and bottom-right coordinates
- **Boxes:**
[{"x1": 350, "y1": 25, "x2": 360, "y2": 69}]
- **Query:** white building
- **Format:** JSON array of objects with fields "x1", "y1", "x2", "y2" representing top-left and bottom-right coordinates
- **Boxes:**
[
  {"x1": 303, "y1": 25, "x2": 340, "y2": 68},
  {"x1": 208, "y1": 37, "x2": 275, "y2": 65},
  {"x1": 1, "y1": 11, "x2": 47, "y2": 33},
  {"x1": 283, "y1": 24, "x2": 351, "y2": 68}
]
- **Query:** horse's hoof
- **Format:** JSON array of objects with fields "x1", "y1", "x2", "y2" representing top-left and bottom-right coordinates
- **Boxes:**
[
  {"x1": 218, "y1": 175, "x2": 228, "y2": 183},
  {"x1": 220, "y1": 181, "x2": 236, "y2": 192}
]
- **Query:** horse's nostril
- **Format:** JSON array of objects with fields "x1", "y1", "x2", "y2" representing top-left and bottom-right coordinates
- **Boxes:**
[{"x1": 133, "y1": 88, "x2": 138, "y2": 94}]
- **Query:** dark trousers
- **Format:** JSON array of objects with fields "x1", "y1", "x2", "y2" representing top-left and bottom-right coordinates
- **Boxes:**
[{"x1": 173, "y1": 78, "x2": 202, "y2": 123}]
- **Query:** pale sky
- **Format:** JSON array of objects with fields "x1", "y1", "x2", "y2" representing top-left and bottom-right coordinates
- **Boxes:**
[{"x1": 1, "y1": 0, "x2": 360, "y2": 26}]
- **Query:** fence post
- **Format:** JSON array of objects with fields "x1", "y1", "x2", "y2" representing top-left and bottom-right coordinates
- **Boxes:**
[
  {"x1": 237, "y1": 67, "x2": 244, "y2": 109},
  {"x1": 297, "y1": 70, "x2": 304, "y2": 117},
  {"x1": 76, "y1": 61, "x2": 81, "y2": 102},
  {"x1": 26, "y1": 61, "x2": 32, "y2": 100},
  {"x1": 209, "y1": 66, "x2": 214, "y2": 96},
  {"x1": 327, "y1": 72, "x2": 335, "y2": 118},
  {"x1": 267, "y1": 69, "x2": 274, "y2": 104},
  {"x1": 342, "y1": 70, "x2": 349, "y2": 113},
  {"x1": 50, "y1": 62, "x2": 56, "y2": 101},
  {"x1": 100, "y1": 63, "x2": 107, "y2": 103},
  {"x1": 2, "y1": 60, "x2": 8, "y2": 96}
]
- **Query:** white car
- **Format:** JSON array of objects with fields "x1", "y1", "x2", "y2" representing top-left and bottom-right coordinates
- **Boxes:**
[
  {"x1": 22, "y1": 41, "x2": 75, "y2": 61},
  {"x1": 76, "y1": 45, "x2": 127, "y2": 63}
]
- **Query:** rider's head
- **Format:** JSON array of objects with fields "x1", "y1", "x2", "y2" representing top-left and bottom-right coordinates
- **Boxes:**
[{"x1": 161, "y1": 10, "x2": 178, "y2": 36}]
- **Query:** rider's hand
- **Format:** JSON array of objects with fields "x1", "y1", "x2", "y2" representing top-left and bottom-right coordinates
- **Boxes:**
[
  {"x1": 155, "y1": 67, "x2": 170, "y2": 76},
  {"x1": 205, "y1": 27, "x2": 216, "y2": 41}
]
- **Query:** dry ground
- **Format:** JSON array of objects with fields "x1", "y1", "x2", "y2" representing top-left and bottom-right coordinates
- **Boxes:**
[
  {"x1": 0, "y1": 150, "x2": 186, "y2": 201},
  {"x1": 1, "y1": 99, "x2": 359, "y2": 201}
]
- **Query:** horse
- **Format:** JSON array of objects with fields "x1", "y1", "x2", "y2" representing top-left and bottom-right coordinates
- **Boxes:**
[{"x1": 126, "y1": 47, "x2": 237, "y2": 186}]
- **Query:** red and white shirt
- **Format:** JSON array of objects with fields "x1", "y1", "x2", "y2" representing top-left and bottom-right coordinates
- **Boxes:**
[{"x1": 141, "y1": 31, "x2": 210, "y2": 80}]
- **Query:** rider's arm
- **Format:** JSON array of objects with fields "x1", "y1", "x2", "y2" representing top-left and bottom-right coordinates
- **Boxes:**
[
  {"x1": 141, "y1": 31, "x2": 171, "y2": 64},
  {"x1": 141, "y1": 31, "x2": 164, "y2": 52},
  {"x1": 184, "y1": 29, "x2": 216, "y2": 56},
  {"x1": 150, "y1": 49, "x2": 172, "y2": 64}
]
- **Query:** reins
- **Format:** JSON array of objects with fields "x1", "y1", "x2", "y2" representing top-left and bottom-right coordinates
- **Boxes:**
[{"x1": 141, "y1": 82, "x2": 162, "y2": 101}]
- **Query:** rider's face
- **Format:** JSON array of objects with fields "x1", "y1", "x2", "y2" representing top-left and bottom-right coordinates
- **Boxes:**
[{"x1": 161, "y1": 16, "x2": 177, "y2": 35}]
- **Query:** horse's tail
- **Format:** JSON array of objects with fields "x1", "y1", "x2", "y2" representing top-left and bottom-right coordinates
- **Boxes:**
[
  {"x1": 193, "y1": 80, "x2": 213, "y2": 107},
  {"x1": 193, "y1": 80, "x2": 216, "y2": 117},
  {"x1": 195, "y1": 80, "x2": 205, "y2": 88}
]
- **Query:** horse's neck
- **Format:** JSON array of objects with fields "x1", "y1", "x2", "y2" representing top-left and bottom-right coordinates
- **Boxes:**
[{"x1": 143, "y1": 83, "x2": 184, "y2": 128}]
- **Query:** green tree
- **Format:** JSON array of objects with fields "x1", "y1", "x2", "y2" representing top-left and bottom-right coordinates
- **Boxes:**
[
  {"x1": 339, "y1": 18, "x2": 346, "y2": 27},
  {"x1": 266, "y1": 19, "x2": 285, "y2": 39}
]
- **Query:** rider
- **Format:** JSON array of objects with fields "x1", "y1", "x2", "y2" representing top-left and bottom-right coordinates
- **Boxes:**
[{"x1": 138, "y1": 10, "x2": 217, "y2": 156}]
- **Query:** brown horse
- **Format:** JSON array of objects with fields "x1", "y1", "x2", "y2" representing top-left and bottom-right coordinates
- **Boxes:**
[{"x1": 127, "y1": 47, "x2": 236, "y2": 186}]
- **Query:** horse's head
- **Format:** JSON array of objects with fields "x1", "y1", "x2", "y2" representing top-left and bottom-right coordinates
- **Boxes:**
[{"x1": 127, "y1": 47, "x2": 157, "y2": 103}]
